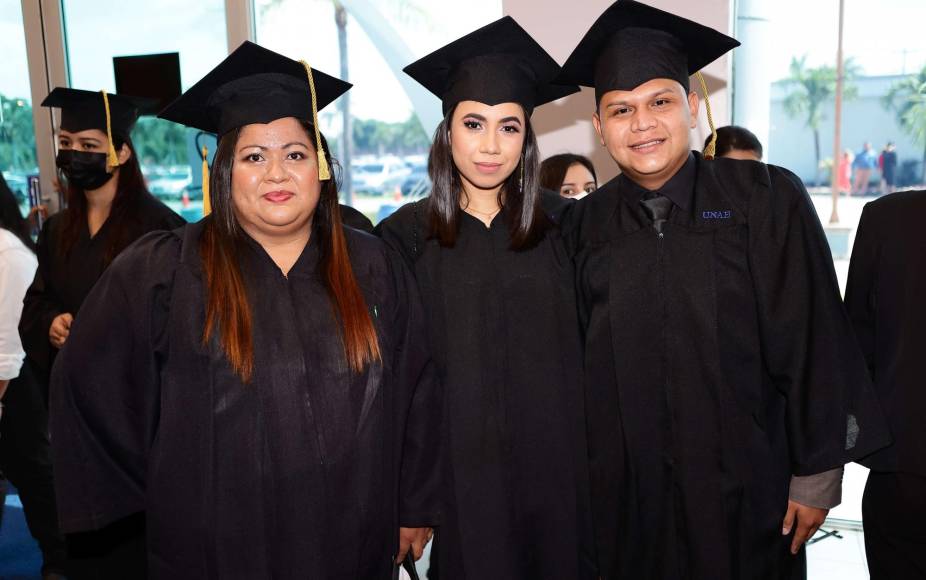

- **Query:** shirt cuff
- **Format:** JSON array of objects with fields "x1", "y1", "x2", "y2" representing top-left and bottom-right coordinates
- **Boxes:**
[{"x1": 789, "y1": 467, "x2": 844, "y2": 509}]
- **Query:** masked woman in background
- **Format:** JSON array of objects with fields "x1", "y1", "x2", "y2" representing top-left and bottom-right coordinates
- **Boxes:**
[
  {"x1": 49, "y1": 42, "x2": 440, "y2": 579},
  {"x1": 377, "y1": 17, "x2": 595, "y2": 580},
  {"x1": 23, "y1": 88, "x2": 182, "y2": 385},
  {"x1": 9, "y1": 88, "x2": 182, "y2": 578}
]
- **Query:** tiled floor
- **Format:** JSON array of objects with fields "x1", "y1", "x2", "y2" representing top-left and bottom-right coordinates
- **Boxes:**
[{"x1": 808, "y1": 527, "x2": 870, "y2": 580}]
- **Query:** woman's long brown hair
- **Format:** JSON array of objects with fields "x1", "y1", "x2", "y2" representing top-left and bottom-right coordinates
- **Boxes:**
[{"x1": 201, "y1": 121, "x2": 380, "y2": 382}]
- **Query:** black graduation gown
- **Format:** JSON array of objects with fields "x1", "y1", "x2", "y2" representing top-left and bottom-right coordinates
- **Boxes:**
[
  {"x1": 19, "y1": 192, "x2": 183, "y2": 393},
  {"x1": 845, "y1": 189, "x2": 926, "y2": 476},
  {"x1": 49, "y1": 219, "x2": 441, "y2": 579},
  {"x1": 340, "y1": 203, "x2": 375, "y2": 233},
  {"x1": 376, "y1": 193, "x2": 595, "y2": 580},
  {"x1": 565, "y1": 153, "x2": 890, "y2": 580}
]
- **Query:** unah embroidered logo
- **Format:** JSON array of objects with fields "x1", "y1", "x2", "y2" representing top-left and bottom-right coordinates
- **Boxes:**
[{"x1": 701, "y1": 210, "x2": 732, "y2": 219}]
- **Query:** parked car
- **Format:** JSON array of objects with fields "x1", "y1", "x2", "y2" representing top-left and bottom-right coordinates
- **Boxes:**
[
  {"x1": 352, "y1": 158, "x2": 411, "y2": 194},
  {"x1": 146, "y1": 167, "x2": 193, "y2": 201},
  {"x1": 400, "y1": 165, "x2": 430, "y2": 198}
]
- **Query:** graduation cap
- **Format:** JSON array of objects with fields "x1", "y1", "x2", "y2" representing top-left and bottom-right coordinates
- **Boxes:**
[
  {"x1": 158, "y1": 41, "x2": 352, "y2": 213},
  {"x1": 556, "y1": 0, "x2": 739, "y2": 156},
  {"x1": 113, "y1": 52, "x2": 182, "y2": 115},
  {"x1": 403, "y1": 16, "x2": 579, "y2": 116},
  {"x1": 41, "y1": 87, "x2": 154, "y2": 168}
]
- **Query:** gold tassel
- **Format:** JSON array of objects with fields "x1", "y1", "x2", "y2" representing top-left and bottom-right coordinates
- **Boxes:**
[
  {"x1": 298, "y1": 59, "x2": 331, "y2": 181},
  {"x1": 101, "y1": 90, "x2": 120, "y2": 169},
  {"x1": 201, "y1": 145, "x2": 211, "y2": 216},
  {"x1": 696, "y1": 72, "x2": 717, "y2": 160}
]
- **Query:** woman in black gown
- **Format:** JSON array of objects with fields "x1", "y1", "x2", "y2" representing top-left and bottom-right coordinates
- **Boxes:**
[
  {"x1": 13, "y1": 87, "x2": 182, "y2": 577},
  {"x1": 23, "y1": 87, "x2": 183, "y2": 391},
  {"x1": 376, "y1": 17, "x2": 595, "y2": 580},
  {"x1": 50, "y1": 41, "x2": 440, "y2": 580}
]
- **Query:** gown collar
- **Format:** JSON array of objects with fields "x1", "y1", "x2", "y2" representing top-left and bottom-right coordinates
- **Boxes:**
[{"x1": 618, "y1": 152, "x2": 697, "y2": 211}]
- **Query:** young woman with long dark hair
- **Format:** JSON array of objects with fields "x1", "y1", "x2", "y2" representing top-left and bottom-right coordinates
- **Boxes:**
[
  {"x1": 376, "y1": 17, "x2": 595, "y2": 580},
  {"x1": 49, "y1": 42, "x2": 440, "y2": 580},
  {"x1": 21, "y1": 88, "x2": 182, "y2": 388},
  {"x1": 8, "y1": 89, "x2": 182, "y2": 579}
]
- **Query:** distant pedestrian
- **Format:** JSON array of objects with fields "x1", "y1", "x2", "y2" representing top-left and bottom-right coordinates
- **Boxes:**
[
  {"x1": 837, "y1": 150, "x2": 853, "y2": 196},
  {"x1": 852, "y1": 142, "x2": 878, "y2": 195},
  {"x1": 879, "y1": 142, "x2": 898, "y2": 195}
]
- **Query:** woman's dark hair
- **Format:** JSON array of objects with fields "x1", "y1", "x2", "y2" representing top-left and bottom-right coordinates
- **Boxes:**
[
  {"x1": 427, "y1": 104, "x2": 549, "y2": 250},
  {"x1": 539, "y1": 153, "x2": 598, "y2": 192},
  {"x1": 0, "y1": 173, "x2": 35, "y2": 252},
  {"x1": 201, "y1": 120, "x2": 380, "y2": 381},
  {"x1": 706, "y1": 125, "x2": 764, "y2": 159},
  {"x1": 58, "y1": 134, "x2": 151, "y2": 264}
]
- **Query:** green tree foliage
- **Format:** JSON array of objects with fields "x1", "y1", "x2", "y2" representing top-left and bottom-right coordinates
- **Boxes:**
[
  {"x1": 782, "y1": 55, "x2": 859, "y2": 185},
  {"x1": 352, "y1": 115, "x2": 429, "y2": 156},
  {"x1": 132, "y1": 117, "x2": 189, "y2": 166},
  {"x1": 882, "y1": 64, "x2": 926, "y2": 183},
  {"x1": 0, "y1": 94, "x2": 38, "y2": 172}
]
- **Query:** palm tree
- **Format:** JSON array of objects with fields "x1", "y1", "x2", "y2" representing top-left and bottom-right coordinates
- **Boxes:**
[
  {"x1": 782, "y1": 55, "x2": 859, "y2": 185},
  {"x1": 882, "y1": 64, "x2": 926, "y2": 184}
]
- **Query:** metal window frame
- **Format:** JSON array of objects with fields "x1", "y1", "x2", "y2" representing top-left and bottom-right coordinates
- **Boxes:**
[
  {"x1": 21, "y1": 0, "x2": 67, "y2": 212},
  {"x1": 19, "y1": 0, "x2": 255, "y2": 212}
]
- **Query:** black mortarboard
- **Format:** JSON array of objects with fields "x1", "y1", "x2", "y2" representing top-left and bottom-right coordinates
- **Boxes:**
[
  {"x1": 113, "y1": 52, "x2": 182, "y2": 115},
  {"x1": 403, "y1": 16, "x2": 579, "y2": 116},
  {"x1": 41, "y1": 87, "x2": 155, "y2": 168},
  {"x1": 157, "y1": 41, "x2": 351, "y2": 138},
  {"x1": 557, "y1": 0, "x2": 739, "y2": 103},
  {"x1": 41, "y1": 87, "x2": 151, "y2": 139}
]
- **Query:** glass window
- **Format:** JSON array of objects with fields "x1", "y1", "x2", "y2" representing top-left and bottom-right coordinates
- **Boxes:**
[
  {"x1": 254, "y1": 0, "x2": 503, "y2": 225},
  {"x1": 61, "y1": 0, "x2": 228, "y2": 221},
  {"x1": 735, "y1": 0, "x2": 926, "y2": 574},
  {"x1": 0, "y1": 0, "x2": 38, "y2": 219}
]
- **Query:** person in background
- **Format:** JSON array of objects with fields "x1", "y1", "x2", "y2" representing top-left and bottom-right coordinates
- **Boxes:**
[
  {"x1": 51, "y1": 42, "x2": 440, "y2": 580},
  {"x1": 837, "y1": 149, "x2": 854, "y2": 196},
  {"x1": 0, "y1": 175, "x2": 65, "y2": 580},
  {"x1": 378, "y1": 17, "x2": 595, "y2": 580},
  {"x1": 851, "y1": 141, "x2": 878, "y2": 196},
  {"x1": 23, "y1": 88, "x2": 183, "y2": 388},
  {"x1": 555, "y1": 1, "x2": 890, "y2": 578},
  {"x1": 704, "y1": 125, "x2": 763, "y2": 161},
  {"x1": 844, "y1": 188, "x2": 926, "y2": 579},
  {"x1": 19, "y1": 87, "x2": 183, "y2": 578},
  {"x1": 878, "y1": 142, "x2": 898, "y2": 195},
  {"x1": 540, "y1": 153, "x2": 598, "y2": 199}
]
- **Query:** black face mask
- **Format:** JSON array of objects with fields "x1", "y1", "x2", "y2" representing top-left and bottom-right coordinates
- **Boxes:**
[{"x1": 56, "y1": 149, "x2": 116, "y2": 191}]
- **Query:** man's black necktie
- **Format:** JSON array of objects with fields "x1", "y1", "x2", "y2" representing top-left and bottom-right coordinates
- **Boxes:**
[{"x1": 640, "y1": 194, "x2": 673, "y2": 234}]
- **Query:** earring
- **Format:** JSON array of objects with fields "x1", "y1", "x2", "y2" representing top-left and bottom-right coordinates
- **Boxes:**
[{"x1": 518, "y1": 158, "x2": 524, "y2": 193}]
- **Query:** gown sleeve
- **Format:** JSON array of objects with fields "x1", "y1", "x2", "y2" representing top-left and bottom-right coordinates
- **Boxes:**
[
  {"x1": 50, "y1": 230, "x2": 180, "y2": 533},
  {"x1": 748, "y1": 165, "x2": 890, "y2": 475},
  {"x1": 385, "y1": 246, "x2": 442, "y2": 528},
  {"x1": 19, "y1": 218, "x2": 63, "y2": 372},
  {"x1": 843, "y1": 202, "x2": 879, "y2": 377}
]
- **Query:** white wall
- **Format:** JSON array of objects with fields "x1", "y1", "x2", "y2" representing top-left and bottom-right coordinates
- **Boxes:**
[{"x1": 503, "y1": 0, "x2": 734, "y2": 184}]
